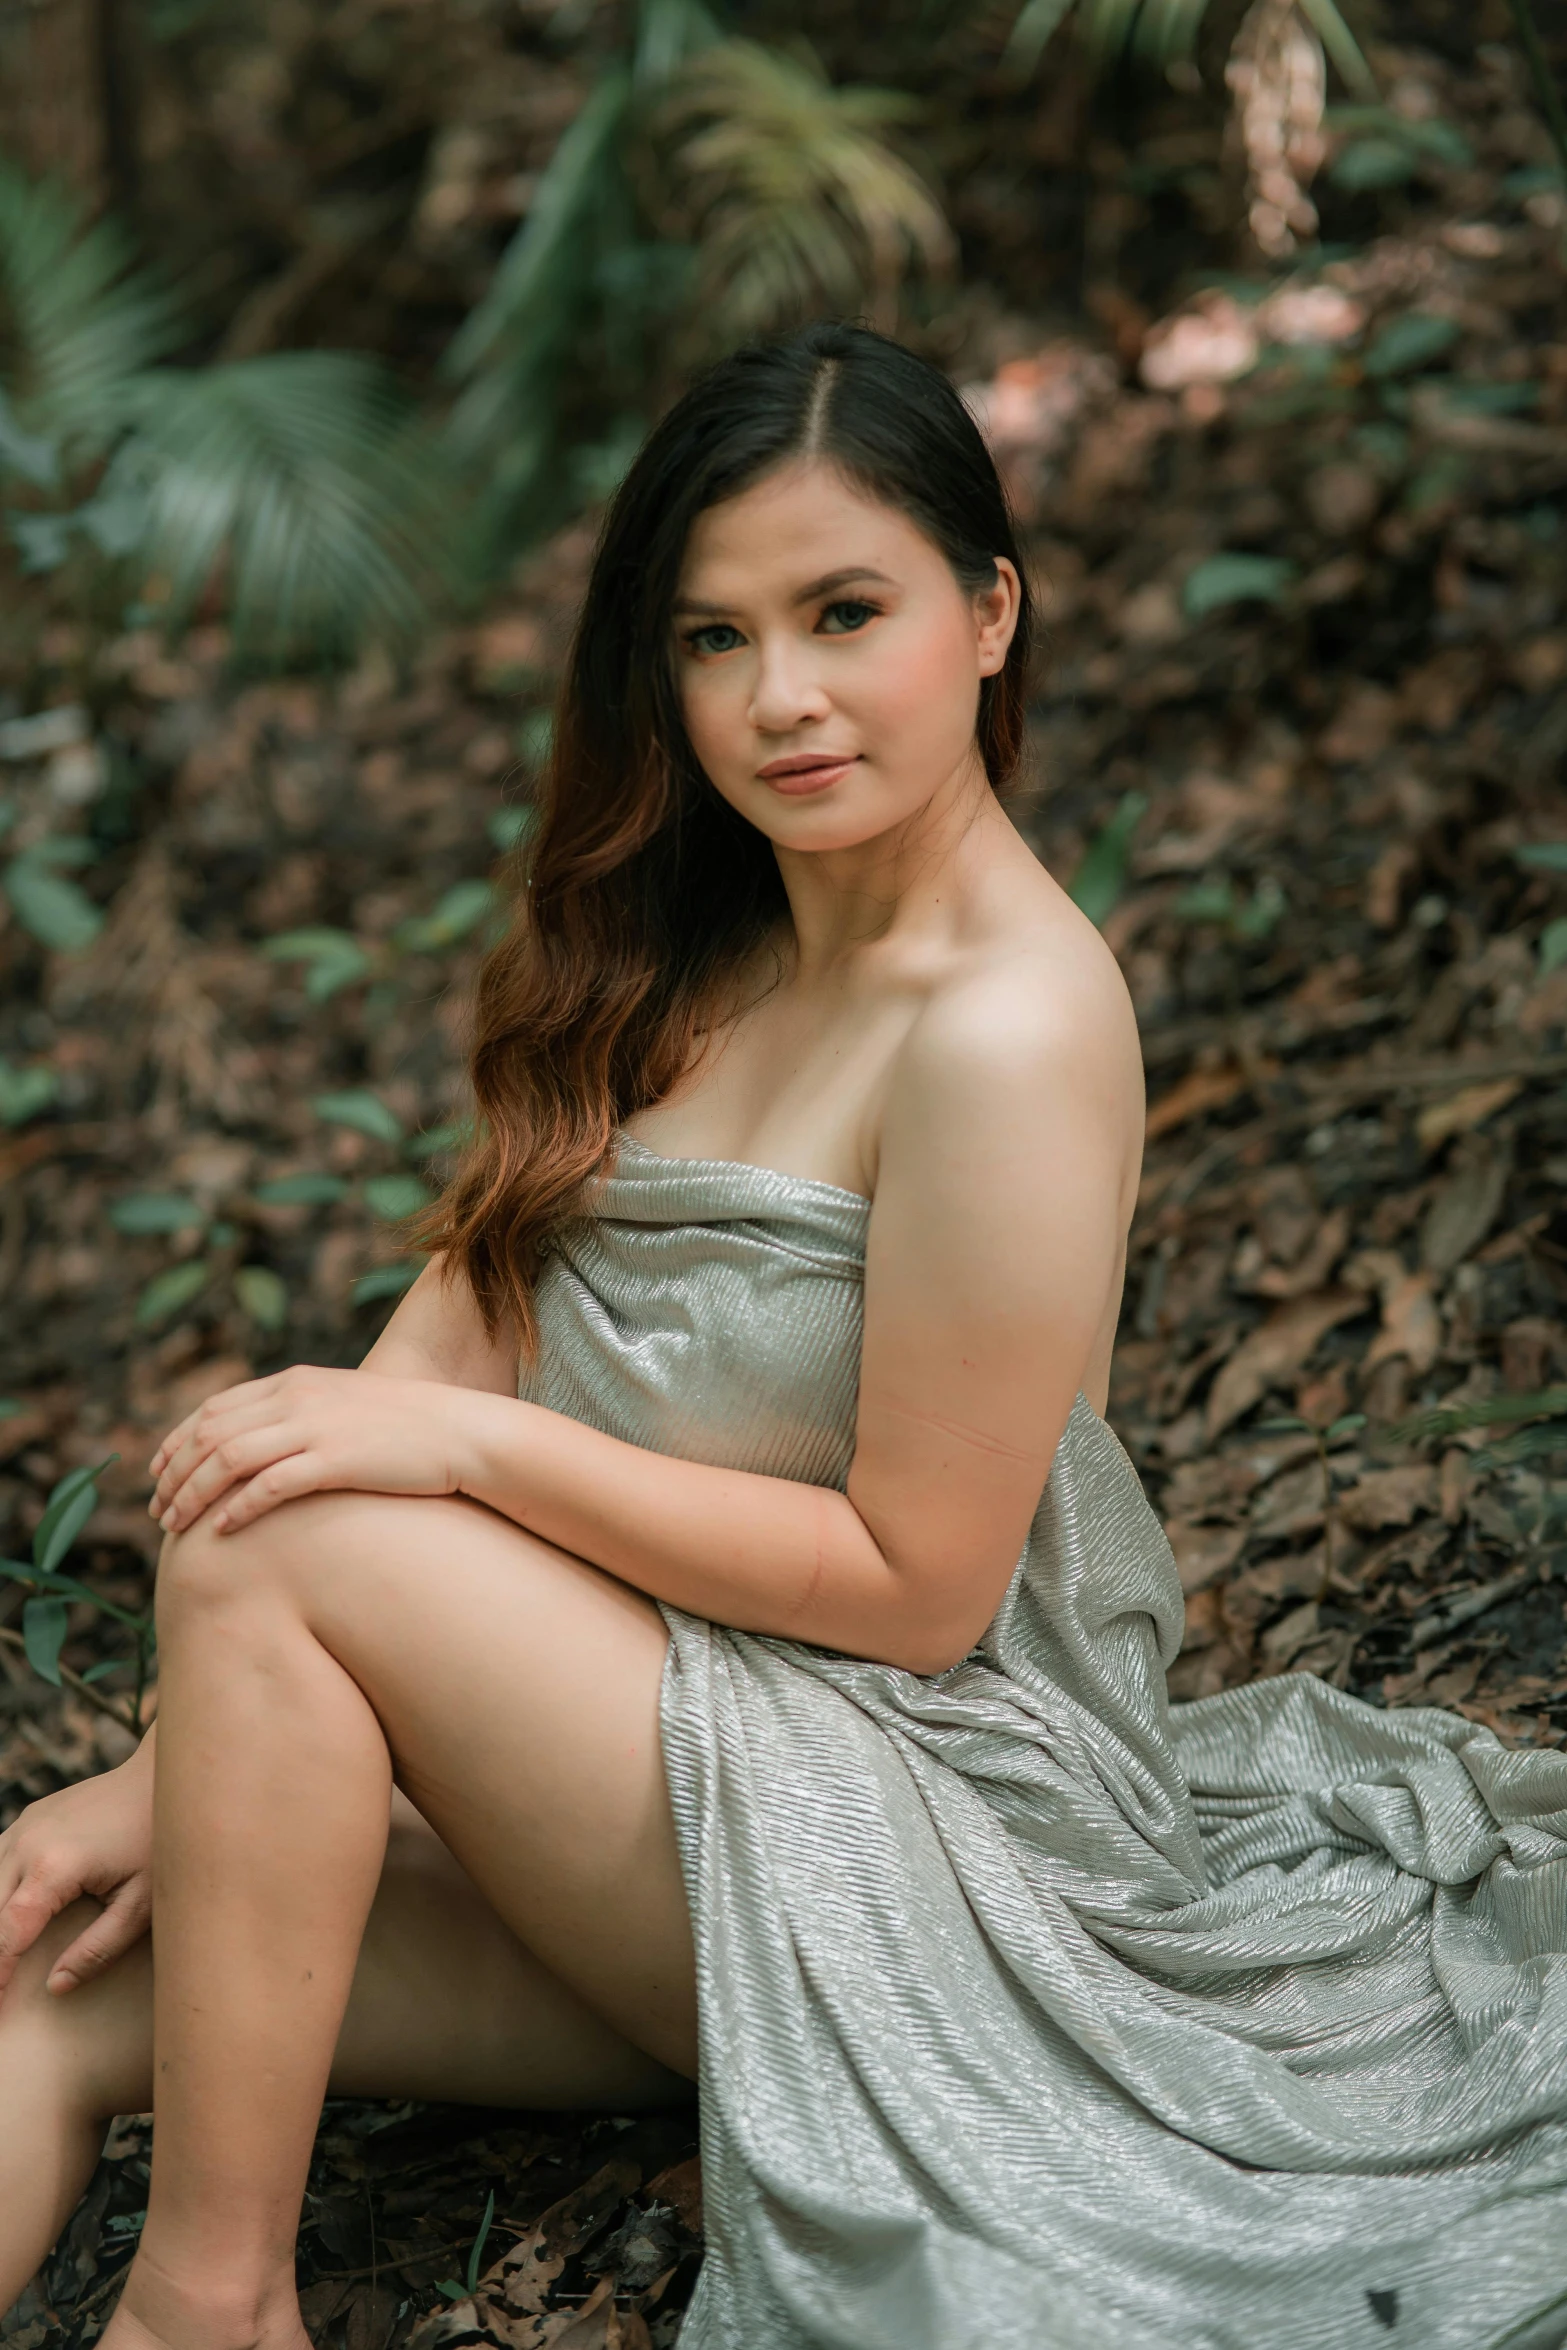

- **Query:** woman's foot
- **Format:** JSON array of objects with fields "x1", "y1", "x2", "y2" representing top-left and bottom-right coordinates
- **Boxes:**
[{"x1": 98, "y1": 2251, "x2": 312, "y2": 2350}]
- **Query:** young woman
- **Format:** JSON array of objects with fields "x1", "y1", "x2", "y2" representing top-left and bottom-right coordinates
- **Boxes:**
[{"x1": 3, "y1": 322, "x2": 1567, "y2": 2350}]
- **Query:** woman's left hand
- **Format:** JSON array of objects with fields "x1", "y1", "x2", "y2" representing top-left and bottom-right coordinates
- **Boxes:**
[{"x1": 146, "y1": 1366, "x2": 476, "y2": 1536}]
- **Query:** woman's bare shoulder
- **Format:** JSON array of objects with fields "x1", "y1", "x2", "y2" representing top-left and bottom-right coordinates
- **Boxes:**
[{"x1": 877, "y1": 862, "x2": 1145, "y2": 1207}]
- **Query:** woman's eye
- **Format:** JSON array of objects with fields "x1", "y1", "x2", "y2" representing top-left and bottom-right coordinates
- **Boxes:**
[
  {"x1": 686, "y1": 623, "x2": 745, "y2": 656},
  {"x1": 818, "y1": 600, "x2": 879, "y2": 635}
]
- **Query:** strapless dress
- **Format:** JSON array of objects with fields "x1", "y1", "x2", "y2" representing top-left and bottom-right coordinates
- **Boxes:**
[{"x1": 517, "y1": 1134, "x2": 1567, "y2": 2350}]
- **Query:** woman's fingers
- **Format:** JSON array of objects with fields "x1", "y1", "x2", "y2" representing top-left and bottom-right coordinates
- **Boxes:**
[
  {"x1": 208, "y1": 1452, "x2": 329, "y2": 1534},
  {"x1": 156, "y1": 1421, "x2": 305, "y2": 1531},
  {"x1": 0, "y1": 1868, "x2": 69, "y2": 2000},
  {"x1": 47, "y1": 1873, "x2": 152, "y2": 1994},
  {"x1": 147, "y1": 1372, "x2": 282, "y2": 1480}
]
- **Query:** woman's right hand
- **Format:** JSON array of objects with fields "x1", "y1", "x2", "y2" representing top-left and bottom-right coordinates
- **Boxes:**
[{"x1": 0, "y1": 1726, "x2": 155, "y2": 2004}]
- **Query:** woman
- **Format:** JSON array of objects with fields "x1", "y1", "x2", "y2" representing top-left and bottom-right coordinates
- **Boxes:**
[{"x1": 3, "y1": 322, "x2": 1566, "y2": 2350}]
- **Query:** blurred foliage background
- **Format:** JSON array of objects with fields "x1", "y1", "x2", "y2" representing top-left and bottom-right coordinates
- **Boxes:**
[{"x1": 2, "y1": 0, "x2": 1551, "y2": 659}]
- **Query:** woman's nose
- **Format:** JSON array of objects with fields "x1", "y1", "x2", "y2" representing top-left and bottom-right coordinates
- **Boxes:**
[{"x1": 747, "y1": 637, "x2": 831, "y2": 733}]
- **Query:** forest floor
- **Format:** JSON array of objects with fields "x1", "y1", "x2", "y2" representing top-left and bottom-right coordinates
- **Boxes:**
[{"x1": 4, "y1": 33, "x2": 1567, "y2": 2350}]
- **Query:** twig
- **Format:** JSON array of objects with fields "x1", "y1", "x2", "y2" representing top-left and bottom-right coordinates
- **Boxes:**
[
  {"x1": 1508, "y1": 0, "x2": 1567, "y2": 183},
  {"x1": 0, "y1": 1626, "x2": 143, "y2": 1737}
]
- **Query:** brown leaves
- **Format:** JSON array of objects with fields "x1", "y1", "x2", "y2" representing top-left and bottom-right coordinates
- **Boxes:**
[{"x1": 1203, "y1": 1290, "x2": 1368, "y2": 1440}]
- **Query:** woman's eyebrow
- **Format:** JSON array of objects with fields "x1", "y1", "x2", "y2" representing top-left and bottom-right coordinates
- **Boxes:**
[{"x1": 671, "y1": 566, "x2": 897, "y2": 620}]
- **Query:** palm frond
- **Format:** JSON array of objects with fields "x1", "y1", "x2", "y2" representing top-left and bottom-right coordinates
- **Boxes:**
[
  {"x1": 1001, "y1": 0, "x2": 1375, "y2": 97},
  {"x1": 634, "y1": 0, "x2": 723, "y2": 89},
  {"x1": 442, "y1": 70, "x2": 633, "y2": 465},
  {"x1": 654, "y1": 41, "x2": 953, "y2": 342},
  {"x1": 0, "y1": 159, "x2": 185, "y2": 457},
  {"x1": 122, "y1": 355, "x2": 452, "y2": 660}
]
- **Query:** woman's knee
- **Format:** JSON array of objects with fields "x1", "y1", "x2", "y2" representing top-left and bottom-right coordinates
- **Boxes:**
[{"x1": 155, "y1": 1493, "x2": 351, "y2": 1630}]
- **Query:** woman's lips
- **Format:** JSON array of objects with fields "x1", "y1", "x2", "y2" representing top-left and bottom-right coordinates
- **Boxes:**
[{"x1": 756, "y1": 755, "x2": 859, "y2": 797}]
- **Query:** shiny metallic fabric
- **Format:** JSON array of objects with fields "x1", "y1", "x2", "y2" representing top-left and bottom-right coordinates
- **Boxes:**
[{"x1": 520, "y1": 1135, "x2": 1567, "y2": 2350}]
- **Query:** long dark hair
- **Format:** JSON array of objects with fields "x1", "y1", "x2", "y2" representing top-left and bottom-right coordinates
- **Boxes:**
[{"x1": 414, "y1": 319, "x2": 1034, "y2": 1356}]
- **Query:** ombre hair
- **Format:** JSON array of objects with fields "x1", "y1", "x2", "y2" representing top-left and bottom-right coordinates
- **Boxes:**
[{"x1": 414, "y1": 319, "x2": 1033, "y2": 1358}]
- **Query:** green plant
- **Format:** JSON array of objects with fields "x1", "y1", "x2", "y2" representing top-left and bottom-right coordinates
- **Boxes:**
[
  {"x1": 1174, "y1": 873, "x2": 1287, "y2": 942},
  {"x1": 260, "y1": 874, "x2": 507, "y2": 1006},
  {"x1": 1067, "y1": 790, "x2": 1147, "y2": 928},
  {"x1": 0, "y1": 1456, "x2": 154, "y2": 1732},
  {"x1": 104, "y1": 1096, "x2": 467, "y2": 1337},
  {"x1": 436, "y1": 2187, "x2": 496, "y2": 2304},
  {"x1": 0, "y1": 160, "x2": 452, "y2": 664},
  {"x1": 998, "y1": 0, "x2": 1375, "y2": 94},
  {"x1": 1255, "y1": 1411, "x2": 1367, "y2": 1583},
  {"x1": 0, "y1": 1052, "x2": 60, "y2": 1125},
  {"x1": 1384, "y1": 1385, "x2": 1567, "y2": 1474},
  {"x1": 440, "y1": 0, "x2": 955, "y2": 564},
  {"x1": 0, "y1": 797, "x2": 105, "y2": 954}
]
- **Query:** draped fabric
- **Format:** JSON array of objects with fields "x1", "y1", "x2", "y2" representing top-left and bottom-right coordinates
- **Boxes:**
[{"x1": 519, "y1": 1134, "x2": 1567, "y2": 2350}]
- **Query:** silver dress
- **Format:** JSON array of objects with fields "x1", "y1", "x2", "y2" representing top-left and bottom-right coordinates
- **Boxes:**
[{"x1": 519, "y1": 1135, "x2": 1567, "y2": 2350}]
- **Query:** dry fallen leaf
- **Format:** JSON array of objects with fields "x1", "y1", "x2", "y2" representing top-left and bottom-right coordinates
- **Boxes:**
[
  {"x1": 1204, "y1": 1290, "x2": 1367, "y2": 1439},
  {"x1": 1416, "y1": 1080, "x2": 1523, "y2": 1152},
  {"x1": 1166, "y1": 1518, "x2": 1250, "y2": 1595}
]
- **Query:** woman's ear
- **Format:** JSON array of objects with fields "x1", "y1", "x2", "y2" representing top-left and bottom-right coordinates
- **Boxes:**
[{"x1": 974, "y1": 558, "x2": 1022, "y2": 678}]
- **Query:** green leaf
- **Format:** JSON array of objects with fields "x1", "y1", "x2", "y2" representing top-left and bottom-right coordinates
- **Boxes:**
[
  {"x1": 515, "y1": 709, "x2": 554, "y2": 771},
  {"x1": 0, "y1": 1056, "x2": 59, "y2": 1127},
  {"x1": 1541, "y1": 918, "x2": 1567, "y2": 977},
  {"x1": 392, "y1": 881, "x2": 498, "y2": 954},
  {"x1": 1471, "y1": 1421, "x2": 1567, "y2": 1471},
  {"x1": 362, "y1": 1174, "x2": 435, "y2": 1222},
  {"x1": 1175, "y1": 878, "x2": 1236, "y2": 925},
  {"x1": 1326, "y1": 1413, "x2": 1368, "y2": 1440},
  {"x1": 1001, "y1": 0, "x2": 1076, "y2": 76},
  {"x1": 260, "y1": 927, "x2": 374, "y2": 1003},
  {"x1": 33, "y1": 1460, "x2": 113, "y2": 1578},
  {"x1": 1384, "y1": 1383, "x2": 1567, "y2": 1447},
  {"x1": 0, "y1": 158, "x2": 187, "y2": 459},
  {"x1": 434, "y1": 2282, "x2": 468, "y2": 2303},
  {"x1": 0, "y1": 387, "x2": 60, "y2": 489},
  {"x1": 351, "y1": 1260, "x2": 425, "y2": 1306},
  {"x1": 108, "y1": 1190, "x2": 206, "y2": 1235},
  {"x1": 2, "y1": 857, "x2": 103, "y2": 952},
  {"x1": 0, "y1": 1399, "x2": 23, "y2": 1418},
  {"x1": 117, "y1": 352, "x2": 454, "y2": 663},
  {"x1": 1330, "y1": 137, "x2": 1420, "y2": 191},
  {"x1": 312, "y1": 1090, "x2": 405, "y2": 1146},
  {"x1": 1254, "y1": 1416, "x2": 1311, "y2": 1434},
  {"x1": 1182, "y1": 554, "x2": 1298, "y2": 618},
  {"x1": 1517, "y1": 843, "x2": 1567, "y2": 873},
  {"x1": 405, "y1": 1119, "x2": 474, "y2": 1163},
  {"x1": 250, "y1": 1172, "x2": 350, "y2": 1207},
  {"x1": 22, "y1": 1595, "x2": 70, "y2": 1686},
  {"x1": 1363, "y1": 313, "x2": 1460, "y2": 379},
  {"x1": 233, "y1": 1265, "x2": 288, "y2": 1332},
  {"x1": 466, "y1": 2189, "x2": 496, "y2": 2295},
  {"x1": 134, "y1": 1259, "x2": 211, "y2": 1330},
  {"x1": 487, "y1": 804, "x2": 535, "y2": 854},
  {"x1": 1066, "y1": 789, "x2": 1147, "y2": 928}
]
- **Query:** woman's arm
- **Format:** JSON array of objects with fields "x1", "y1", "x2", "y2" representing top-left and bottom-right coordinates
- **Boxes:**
[
  {"x1": 459, "y1": 956, "x2": 1141, "y2": 1674},
  {"x1": 357, "y1": 1257, "x2": 522, "y2": 1395},
  {"x1": 147, "y1": 954, "x2": 1139, "y2": 1675}
]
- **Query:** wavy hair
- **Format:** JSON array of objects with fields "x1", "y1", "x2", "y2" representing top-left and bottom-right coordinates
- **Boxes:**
[{"x1": 413, "y1": 319, "x2": 1033, "y2": 1358}]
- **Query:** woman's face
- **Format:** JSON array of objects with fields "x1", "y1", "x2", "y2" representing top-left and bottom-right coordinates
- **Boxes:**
[{"x1": 672, "y1": 459, "x2": 1020, "y2": 854}]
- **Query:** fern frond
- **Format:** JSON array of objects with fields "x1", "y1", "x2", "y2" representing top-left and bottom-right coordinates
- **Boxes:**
[
  {"x1": 0, "y1": 160, "x2": 185, "y2": 455},
  {"x1": 442, "y1": 70, "x2": 633, "y2": 464},
  {"x1": 654, "y1": 41, "x2": 953, "y2": 341},
  {"x1": 122, "y1": 355, "x2": 450, "y2": 659}
]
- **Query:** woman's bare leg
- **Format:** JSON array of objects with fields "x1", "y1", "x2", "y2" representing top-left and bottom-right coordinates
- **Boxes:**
[
  {"x1": 0, "y1": 1791, "x2": 689, "y2": 2322},
  {"x1": 76, "y1": 1489, "x2": 694, "y2": 2350}
]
